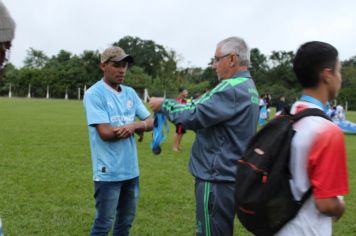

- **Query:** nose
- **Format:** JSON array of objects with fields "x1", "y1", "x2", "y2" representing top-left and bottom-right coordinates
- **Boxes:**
[
  {"x1": 212, "y1": 61, "x2": 217, "y2": 70},
  {"x1": 117, "y1": 65, "x2": 126, "y2": 72}
]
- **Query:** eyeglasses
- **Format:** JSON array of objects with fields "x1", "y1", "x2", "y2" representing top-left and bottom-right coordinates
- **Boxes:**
[
  {"x1": 213, "y1": 53, "x2": 231, "y2": 63},
  {"x1": 213, "y1": 53, "x2": 239, "y2": 64}
]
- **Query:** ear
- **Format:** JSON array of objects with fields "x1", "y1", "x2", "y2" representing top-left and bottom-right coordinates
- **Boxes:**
[
  {"x1": 230, "y1": 54, "x2": 237, "y2": 67},
  {"x1": 320, "y1": 68, "x2": 332, "y2": 84},
  {"x1": 99, "y1": 63, "x2": 106, "y2": 72}
]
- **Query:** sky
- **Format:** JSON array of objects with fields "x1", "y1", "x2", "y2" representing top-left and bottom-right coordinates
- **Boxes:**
[{"x1": 3, "y1": 0, "x2": 356, "y2": 69}]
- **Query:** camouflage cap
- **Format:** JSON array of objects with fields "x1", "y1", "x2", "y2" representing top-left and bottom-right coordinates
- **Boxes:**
[{"x1": 100, "y1": 46, "x2": 133, "y2": 64}]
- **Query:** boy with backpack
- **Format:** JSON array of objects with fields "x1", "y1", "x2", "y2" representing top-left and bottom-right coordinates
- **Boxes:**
[
  {"x1": 236, "y1": 41, "x2": 349, "y2": 236},
  {"x1": 277, "y1": 41, "x2": 349, "y2": 235}
]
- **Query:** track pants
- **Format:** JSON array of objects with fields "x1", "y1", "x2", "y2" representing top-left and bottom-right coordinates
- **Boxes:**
[{"x1": 195, "y1": 179, "x2": 236, "y2": 236}]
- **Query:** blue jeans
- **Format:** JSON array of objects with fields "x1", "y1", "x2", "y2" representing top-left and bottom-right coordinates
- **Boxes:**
[{"x1": 90, "y1": 177, "x2": 139, "y2": 236}]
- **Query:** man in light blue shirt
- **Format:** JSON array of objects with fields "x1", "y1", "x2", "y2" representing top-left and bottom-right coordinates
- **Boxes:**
[{"x1": 84, "y1": 46, "x2": 154, "y2": 236}]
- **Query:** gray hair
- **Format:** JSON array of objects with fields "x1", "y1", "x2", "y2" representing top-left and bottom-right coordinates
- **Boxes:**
[
  {"x1": 0, "y1": 1, "x2": 16, "y2": 43},
  {"x1": 217, "y1": 37, "x2": 250, "y2": 66}
]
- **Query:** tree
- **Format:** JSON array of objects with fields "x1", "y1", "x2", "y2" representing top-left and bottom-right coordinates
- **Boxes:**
[
  {"x1": 1, "y1": 39, "x2": 356, "y2": 110},
  {"x1": 249, "y1": 48, "x2": 269, "y2": 87},
  {"x1": 339, "y1": 60, "x2": 356, "y2": 110},
  {"x1": 23, "y1": 48, "x2": 49, "y2": 69},
  {"x1": 80, "y1": 50, "x2": 101, "y2": 86},
  {"x1": 113, "y1": 36, "x2": 177, "y2": 81},
  {"x1": 268, "y1": 51, "x2": 297, "y2": 89},
  {"x1": 43, "y1": 50, "x2": 86, "y2": 98},
  {"x1": 125, "y1": 66, "x2": 152, "y2": 89},
  {"x1": 0, "y1": 63, "x2": 16, "y2": 95},
  {"x1": 158, "y1": 50, "x2": 178, "y2": 91},
  {"x1": 342, "y1": 55, "x2": 356, "y2": 66},
  {"x1": 201, "y1": 61, "x2": 217, "y2": 87}
]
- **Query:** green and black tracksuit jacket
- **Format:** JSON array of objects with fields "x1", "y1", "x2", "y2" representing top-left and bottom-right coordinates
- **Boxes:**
[{"x1": 160, "y1": 71, "x2": 259, "y2": 182}]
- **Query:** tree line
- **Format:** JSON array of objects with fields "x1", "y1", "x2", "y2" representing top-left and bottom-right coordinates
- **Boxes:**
[{"x1": 1, "y1": 35, "x2": 356, "y2": 110}]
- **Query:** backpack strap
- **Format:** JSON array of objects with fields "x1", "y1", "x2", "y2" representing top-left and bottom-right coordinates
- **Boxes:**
[
  {"x1": 299, "y1": 188, "x2": 312, "y2": 204},
  {"x1": 291, "y1": 108, "x2": 330, "y2": 205},
  {"x1": 291, "y1": 108, "x2": 331, "y2": 122}
]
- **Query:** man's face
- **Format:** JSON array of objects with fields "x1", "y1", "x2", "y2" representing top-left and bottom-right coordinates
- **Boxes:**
[
  {"x1": 181, "y1": 90, "x2": 188, "y2": 98},
  {"x1": 212, "y1": 46, "x2": 233, "y2": 81},
  {"x1": 100, "y1": 60, "x2": 128, "y2": 88},
  {"x1": 0, "y1": 41, "x2": 11, "y2": 70},
  {"x1": 327, "y1": 59, "x2": 342, "y2": 100}
]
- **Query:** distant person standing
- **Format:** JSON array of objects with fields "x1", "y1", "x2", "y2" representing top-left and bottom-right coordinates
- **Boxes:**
[
  {"x1": 0, "y1": 0, "x2": 16, "y2": 76},
  {"x1": 258, "y1": 94, "x2": 265, "y2": 110},
  {"x1": 335, "y1": 104, "x2": 345, "y2": 120},
  {"x1": 265, "y1": 94, "x2": 272, "y2": 120},
  {"x1": 172, "y1": 87, "x2": 188, "y2": 152},
  {"x1": 275, "y1": 95, "x2": 287, "y2": 116},
  {"x1": 276, "y1": 41, "x2": 349, "y2": 235},
  {"x1": 258, "y1": 95, "x2": 267, "y2": 125},
  {"x1": 0, "y1": 2, "x2": 15, "y2": 234},
  {"x1": 83, "y1": 46, "x2": 154, "y2": 236},
  {"x1": 149, "y1": 36, "x2": 259, "y2": 236}
]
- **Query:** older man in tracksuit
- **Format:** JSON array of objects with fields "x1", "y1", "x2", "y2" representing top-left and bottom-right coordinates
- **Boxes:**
[{"x1": 149, "y1": 36, "x2": 259, "y2": 236}]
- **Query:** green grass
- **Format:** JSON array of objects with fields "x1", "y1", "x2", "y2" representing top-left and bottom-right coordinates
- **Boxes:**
[{"x1": 0, "y1": 97, "x2": 355, "y2": 235}]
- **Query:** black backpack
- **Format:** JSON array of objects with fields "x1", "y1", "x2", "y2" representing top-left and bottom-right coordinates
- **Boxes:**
[{"x1": 235, "y1": 108, "x2": 331, "y2": 236}]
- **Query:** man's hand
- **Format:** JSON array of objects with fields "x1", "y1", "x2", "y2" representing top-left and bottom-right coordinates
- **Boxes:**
[
  {"x1": 315, "y1": 196, "x2": 346, "y2": 221},
  {"x1": 148, "y1": 97, "x2": 165, "y2": 112},
  {"x1": 135, "y1": 130, "x2": 144, "y2": 142},
  {"x1": 113, "y1": 124, "x2": 135, "y2": 139},
  {"x1": 143, "y1": 118, "x2": 154, "y2": 131}
]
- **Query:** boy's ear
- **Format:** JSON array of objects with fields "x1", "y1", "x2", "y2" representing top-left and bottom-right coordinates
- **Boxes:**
[
  {"x1": 99, "y1": 63, "x2": 105, "y2": 72},
  {"x1": 320, "y1": 68, "x2": 332, "y2": 84}
]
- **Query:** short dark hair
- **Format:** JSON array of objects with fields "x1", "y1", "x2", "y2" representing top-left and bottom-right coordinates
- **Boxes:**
[
  {"x1": 293, "y1": 41, "x2": 338, "y2": 88},
  {"x1": 178, "y1": 87, "x2": 187, "y2": 93}
]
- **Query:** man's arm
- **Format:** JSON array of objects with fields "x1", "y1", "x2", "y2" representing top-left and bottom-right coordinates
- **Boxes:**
[
  {"x1": 149, "y1": 86, "x2": 238, "y2": 130},
  {"x1": 307, "y1": 127, "x2": 349, "y2": 221},
  {"x1": 131, "y1": 117, "x2": 154, "y2": 142},
  {"x1": 315, "y1": 197, "x2": 345, "y2": 221},
  {"x1": 95, "y1": 118, "x2": 154, "y2": 141},
  {"x1": 95, "y1": 124, "x2": 118, "y2": 141}
]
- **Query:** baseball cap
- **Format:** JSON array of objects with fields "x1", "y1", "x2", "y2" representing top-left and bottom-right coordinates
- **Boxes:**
[{"x1": 100, "y1": 46, "x2": 133, "y2": 64}]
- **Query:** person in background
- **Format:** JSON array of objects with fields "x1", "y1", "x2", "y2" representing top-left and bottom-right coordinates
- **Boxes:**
[
  {"x1": 259, "y1": 94, "x2": 265, "y2": 110},
  {"x1": 259, "y1": 95, "x2": 267, "y2": 125},
  {"x1": 149, "y1": 36, "x2": 259, "y2": 236},
  {"x1": 275, "y1": 95, "x2": 287, "y2": 116},
  {"x1": 265, "y1": 94, "x2": 271, "y2": 120},
  {"x1": 276, "y1": 41, "x2": 349, "y2": 236},
  {"x1": 172, "y1": 87, "x2": 189, "y2": 152},
  {"x1": 0, "y1": 2, "x2": 15, "y2": 235},
  {"x1": 0, "y1": 0, "x2": 16, "y2": 78},
  {"x1": 335, "y1": 104, "x2": 345, "y2": 120},
  {"x1": 327, "y1": 105, "x2": 337, "y2": 119},
  {"x1": 83, "y1": 46, "x2": 154, "y2": 236}
]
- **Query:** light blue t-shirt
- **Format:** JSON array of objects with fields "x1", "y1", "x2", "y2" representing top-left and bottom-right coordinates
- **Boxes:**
[{"x1": 83, "y1": 79, "x2": 150, "y2": 181}]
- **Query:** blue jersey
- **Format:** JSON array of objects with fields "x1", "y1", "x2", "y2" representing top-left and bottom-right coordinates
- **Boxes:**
[{"x1": 83, "y1": 79, "x2": 150, "y2": 181}]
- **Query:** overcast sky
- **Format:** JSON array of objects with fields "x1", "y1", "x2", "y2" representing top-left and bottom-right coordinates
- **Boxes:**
[{"x1": 4, "y1": 0, "x2": 356, "y2": 68}]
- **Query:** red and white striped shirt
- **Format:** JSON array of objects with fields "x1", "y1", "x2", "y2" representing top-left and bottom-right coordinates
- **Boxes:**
[{"x1": 277, "y1": 101, "x2": 349, "y2": 236}]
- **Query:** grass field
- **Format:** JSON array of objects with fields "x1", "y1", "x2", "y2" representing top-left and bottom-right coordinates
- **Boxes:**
[{"x1": 0, "y1": 97, "x2": 355, "y2": 235}]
